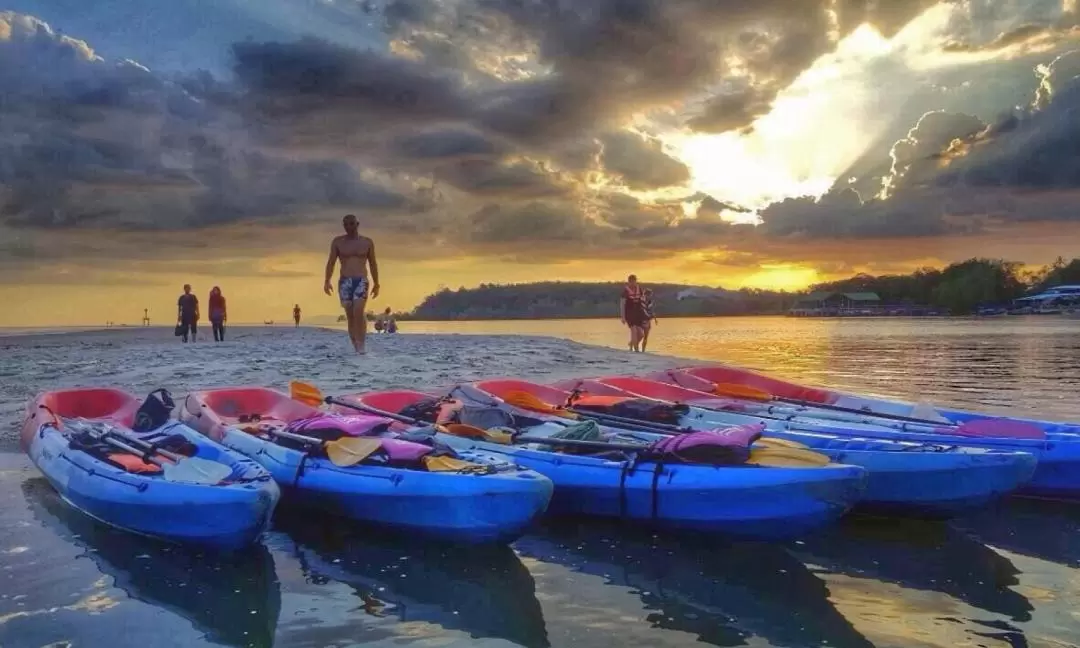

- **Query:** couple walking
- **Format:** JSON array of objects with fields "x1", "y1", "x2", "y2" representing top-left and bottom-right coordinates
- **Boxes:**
[{"x1": 177, "y1": 285, "x2": 228, "y2": 343}]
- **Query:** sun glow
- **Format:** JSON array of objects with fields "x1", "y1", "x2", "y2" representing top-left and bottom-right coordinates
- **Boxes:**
[{"x1": 664, "y1": 16, "x2": 957, "y2": 211}]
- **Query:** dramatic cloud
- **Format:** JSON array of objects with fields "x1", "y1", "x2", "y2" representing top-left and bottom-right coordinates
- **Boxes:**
[
  {"x1": 599, "y1": 132, "x2": 691, "y2": 190},
  {"x1": 5, "y1": 0, "x2": 1080, "y2": 294}
]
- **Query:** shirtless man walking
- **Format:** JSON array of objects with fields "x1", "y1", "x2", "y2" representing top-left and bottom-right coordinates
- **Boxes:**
[{"x1": 324, "y1": 214, "x2": 380, "y2": 353}]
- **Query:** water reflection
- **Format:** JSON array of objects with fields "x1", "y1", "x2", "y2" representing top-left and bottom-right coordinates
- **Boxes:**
[
  {"x1": 271, "y1": 510, "x2": 549, "y2": 647},
  {"x1": 19, "y1": 478, "x2": 281, "y2": 647},
  {"x1": 514, "y1": 520, "x2": 872, "y2": 648},
  {"x1": 793, "y1": 516, "x2": 1032, "y2": 623},
  {"x1": 955, "y1": 499, "x2": 1080, "y2": 568}
]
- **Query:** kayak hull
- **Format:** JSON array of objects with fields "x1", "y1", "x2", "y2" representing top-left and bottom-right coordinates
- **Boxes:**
[
  {"x1": 22, "y1": 390, "x2": 279, "y2": 550},
  {"x1": 181, "y1": 388, "x2": 554, "y2": 545},
  {"x1": 432, "y1": 429, "x2": 866, "y2": 539},
  {"x1": 346, "y1": 389, "x2": 867, "y2": 540},
  {"x1": 218, "y1": 427, "x2": 552, "y2": 544},
  {"x1": 679, "y1": 409, "x2": 1038, "y2": 515},
  {"x1": 552, "y1": 376, "x2": 1039, "y2": 516},
  {"x1": 670, "y1": 368, "x2": 1080, "y2": 500}
]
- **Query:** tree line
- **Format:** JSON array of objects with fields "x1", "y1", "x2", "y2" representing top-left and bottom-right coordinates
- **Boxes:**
[{"x1": 396, "y1": 257, "x2": 1080, "y2": 320}]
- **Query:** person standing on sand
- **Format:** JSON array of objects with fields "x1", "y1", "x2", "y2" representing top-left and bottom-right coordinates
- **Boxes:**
[
  {"x1": 324, "y1": 214, "x2": 380, "y2": 354},
  {"x1": 177, "y1": 284, "x2": 199, "y2": 343},
  {"x1": 640, "y1": 287, "x2": 658, "y2": 352},
  {"x1": 208, "y1": 286, "x2": 227, "y2": 342},
  {"x1": 619, "y1": 274, "x2": 648, "y2": 352},
  {"x1": 293, "y1": 304, "x2": 301, "y2": 328}
]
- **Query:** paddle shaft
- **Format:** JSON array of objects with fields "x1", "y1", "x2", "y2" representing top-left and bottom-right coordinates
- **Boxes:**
[
  {"x1": 327, "y1": 397, "x2": 656, "y2": 452},
  {"x1": 106, "y1": 429, "x2": 185, "y2": 462},
  {"x1": 97, "y1": 434, "x2": 167, "y2": 466}
]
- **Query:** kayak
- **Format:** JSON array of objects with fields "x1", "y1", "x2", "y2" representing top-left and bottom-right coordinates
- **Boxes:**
[
  {"x1": 20, "y1": 388, "x2": 279, "y2": 550},
  {"x1": 662, "y1": 367, "x2": 1080, "y2": 499},
  {"x1": 340, "y1": 388, "x2": 868, "y2": 540},
  {"x1": 678, "y1": 365, "x2": 1080, "y2": 435},
  {"x1": 179, "y1": 387, "x2": 554, "y2": 544},
  {"x1": 552, "y1": 376, "x2": 1038, "y2": 516}
]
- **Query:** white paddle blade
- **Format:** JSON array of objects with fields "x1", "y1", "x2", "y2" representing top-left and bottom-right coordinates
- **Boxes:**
[
  {"x1": 162, "y1": 457, "x2": 232, "y2": 484},
  {"x1": 910, "y1": 402, "x2": 950, "y2": 423}
]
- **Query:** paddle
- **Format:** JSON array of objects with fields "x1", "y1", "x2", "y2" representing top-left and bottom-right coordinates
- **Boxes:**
[
  {"x1": 494, "y1": 388, "x2": 818, "y2": 451},
  {"x1": 708, "y1": 382, "x2": 1046, "y2": 439},
  {"x1": 254, "y1": 425, "x2": 383, "y2": 467},
  {"x1": 87, "y1": 427, "x2": 232, "y2": 485}
]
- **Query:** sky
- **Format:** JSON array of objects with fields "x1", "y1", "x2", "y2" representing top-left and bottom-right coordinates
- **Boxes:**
[{"x1": 3, "y1": 0, "x2": 1080, "y2": 325}]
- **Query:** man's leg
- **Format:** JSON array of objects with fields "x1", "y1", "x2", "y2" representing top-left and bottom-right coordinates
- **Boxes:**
[
  {"x1": 191, "y1": 322, "x2": 197, "y2": 343},
  {"x1": 343, "y1": 305, "x2": 356, "y2": 349},
  {"x1": 351, "y1": 298, "x2": 368, "y2": 353}
]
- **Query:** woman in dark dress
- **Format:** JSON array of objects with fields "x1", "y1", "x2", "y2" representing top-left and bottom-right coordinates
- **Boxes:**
[{"x1": 619, "y1": 274, "x2": 648, "y2": 352}]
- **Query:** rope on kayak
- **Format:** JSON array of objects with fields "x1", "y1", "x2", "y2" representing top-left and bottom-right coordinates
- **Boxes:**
[
  {"x1": 650, "y1": 458, "x2": 664, "y2": 521},
  {"x1": 292, "y1": 453, "x2": 310, "y2": 487}
]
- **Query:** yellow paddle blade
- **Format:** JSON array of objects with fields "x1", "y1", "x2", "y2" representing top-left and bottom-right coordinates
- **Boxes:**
[
  {"x1": 482, "y1": 428, "x2": 515, "y2": 445},
  {"x1": 422, "y1": 455, "x2": 485, "y2": 473},
  {"x1": 325, "y1": 437, "x2": 383, "y2": 466},
  {"x1": 758, "y1": 437, "x2": 810, "y2": 450},
  {"x1": 746, "y1": 446, "x2": 831, "y2": 467},
  {"x1": 443, "y1": 423, "x2": 490, "y2": 439},
  {"x1": 713, "y1": 382, "x2": 773, "y2": 402},
  {"x1": 502, "y1": 390, "x2": 578, "y2": 419},
  {"x1": 290, "y1": 380, "x2": 325, "y2": 408}
]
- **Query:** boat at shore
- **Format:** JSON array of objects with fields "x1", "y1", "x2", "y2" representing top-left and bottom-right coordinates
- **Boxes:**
[
  {"x1": 341, "y1": 389, "x2": 868, "y2": 540},
  {"x1": 20, "y1": 388, "x2": 279, "y2": 550},
  {"x1": 466, "y1": 378, "x2": 1038, "y2": 517},
  {"x1": 180, "y1": 387, "x2": 553, "y2": 545},
  {"x1": 660, "y1": 366, "x2": 1080, "y2": 499}
]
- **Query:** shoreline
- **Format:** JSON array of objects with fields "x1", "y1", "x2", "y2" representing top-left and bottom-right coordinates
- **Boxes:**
[
  {"x1": 0, "y1": 326, "x2": 686, "y2": 448},
  {"x1": 4, "y1": 311, "x2": 1067, "y2": 337}
]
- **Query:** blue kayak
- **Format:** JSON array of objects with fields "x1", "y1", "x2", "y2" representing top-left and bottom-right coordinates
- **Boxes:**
[
  {"x1": 181, "y1": 387, "x2": 554, "y2": 545},
  {"x1": 21, "y1": 389, "x2": 279, "y2": 550},
  {"x1": 667, "y1": 366, "x2": 1080, "y2": 500},
  {"x1": 557, "y1": 377, "x2": 1039, "y2": 517},
  {"x1": 348, "y1": 390, "x2": 869, "y2": 541}
]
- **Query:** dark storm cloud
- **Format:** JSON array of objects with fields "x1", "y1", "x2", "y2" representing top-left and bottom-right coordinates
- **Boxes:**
[
  {"x1": 391, "y1": 127, "x2": 505, "y2": 160},
  {"x1": 599, "y1": 132, "x2": 691, "y2": 189},
  {"x1": 466, "y1": 201, "x2": 601, "y2": 245},
  {"x1": 230, "y1": 38, "x2": 472, "y2": 128},
  {"x1": 0, "y1": 13, "x2": 412, "y2": 233},
  {"x1": 437, "y1": 159, "x2": 572, "y2": 198}
]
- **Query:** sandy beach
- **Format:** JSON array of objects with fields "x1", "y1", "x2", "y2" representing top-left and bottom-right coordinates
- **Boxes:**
[{"x1": 0, "y1": 326, "x2": 682, "y2": 449}]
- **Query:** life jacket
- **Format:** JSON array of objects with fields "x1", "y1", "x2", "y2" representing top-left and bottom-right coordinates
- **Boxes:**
[
  {"x1": 644, "y1": 424, "x2": 764, "y2": 465},
  {"x1": 108, "y1": 453, "x2": 163, "y2": 473},
  {"x1": 286, "y1": 413, "x2": 392, "y2": 439}
]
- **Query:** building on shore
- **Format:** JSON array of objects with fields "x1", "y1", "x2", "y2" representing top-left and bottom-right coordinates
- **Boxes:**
[{"x1": 788, "y1": 291, "x2": 944, "y2": 317}]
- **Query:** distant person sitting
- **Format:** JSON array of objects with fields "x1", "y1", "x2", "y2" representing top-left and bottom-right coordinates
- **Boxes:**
[
  {"x1": 375, "y1": 307, "x2": 396, "y2": 334},
  {"x1": 293, "y1": 304, "x2": 301, "y2": 328},
  {"x1": 209, "y1": 286, "x2": 227, "y2": 342},
  {"x1": 177, "y1": 284, "x2": 199, "y2": 343},
  {"x1": 640, "y1": 288, "x2": 658, "y2": 352},
  {"x1": 620, "y1": 274, "x2": 647, "y2": 352}
]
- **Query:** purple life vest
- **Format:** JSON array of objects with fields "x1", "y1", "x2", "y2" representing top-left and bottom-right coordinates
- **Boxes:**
[
  {"x1": 645, "y1": 423, "x2": 764, "y2": 465},
  {"x1": 287, "y1": 413, "x2": 393, "y2": 438}
]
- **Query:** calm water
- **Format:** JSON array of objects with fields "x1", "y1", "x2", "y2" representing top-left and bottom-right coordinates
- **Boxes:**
[{"x1": 4, "y1": 316, "x2": 1080, "y2": 648}]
